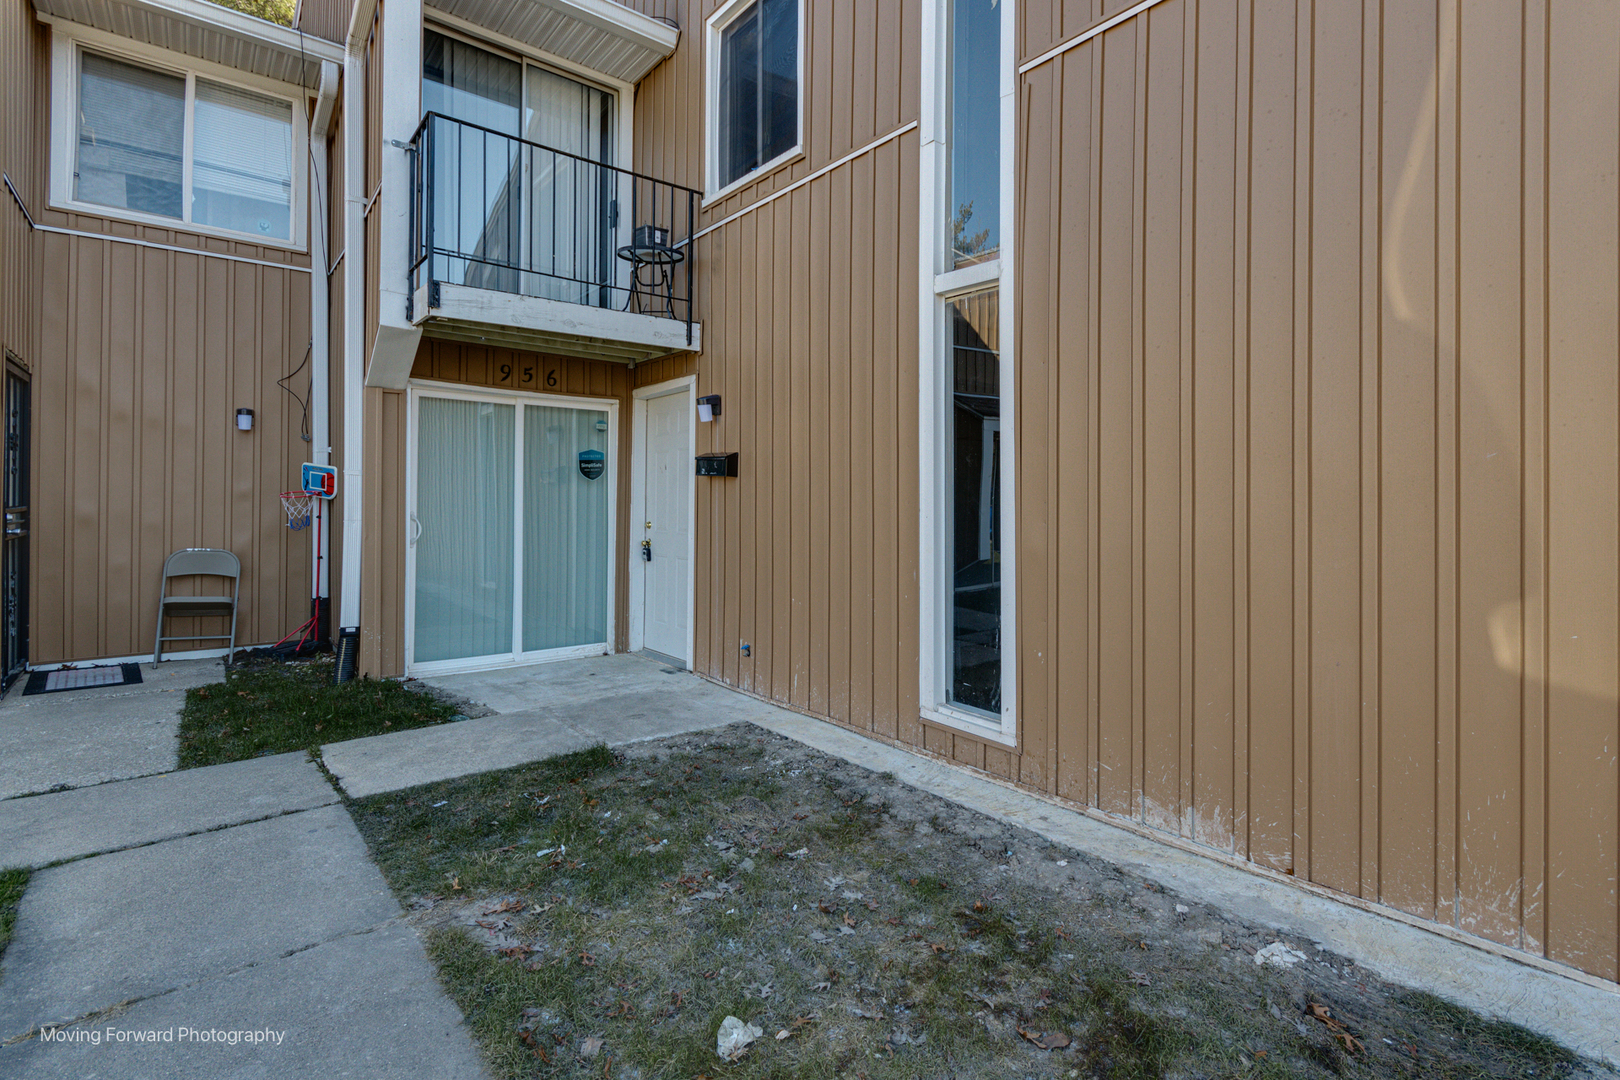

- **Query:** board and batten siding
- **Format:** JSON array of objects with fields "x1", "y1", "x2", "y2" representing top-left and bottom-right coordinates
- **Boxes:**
[
  {"x1": 32, "y1": 226, "x2": 316, "y2": 662},
  {"x1": 1014, "y1": 0, "x2": 1619, "y2": 981},
  {"x1": 0, "y1": 0, "x2": 44, "y2": 374},
  {"x1": 0, "y1": 0, "x2": 321, "y2": 663},
  {"x1": 619, "y1": 0, "x2": 1620, "y2": 983}
]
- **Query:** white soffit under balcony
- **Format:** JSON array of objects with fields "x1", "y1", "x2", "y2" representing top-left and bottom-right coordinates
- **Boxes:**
[
  {"x1": 411, "y1": 282, "x2": 701, "y2": 366},
  {"x1": 425, "y1": 0, "x2": 678, "y2": 84},
  {"x1": 34, "y1": 0, "x2": 342, "y2": 85}
]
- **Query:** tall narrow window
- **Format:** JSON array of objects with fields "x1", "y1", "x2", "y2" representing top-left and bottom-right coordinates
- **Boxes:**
[
  {"x1": 920, "y1": 0, "x2": 1012, "y2": 740},
  {"x1": 711, "y1": 0, "x2": 800, "y2": 192},
  {"x1": 947, "y1": 0, "x2": 1000, "y2": 267},
  {"x1": 948, "y1": 289, "x2": 1001, "y2": 712}
]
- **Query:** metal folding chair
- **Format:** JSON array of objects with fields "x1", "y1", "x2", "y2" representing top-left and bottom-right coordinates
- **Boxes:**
[{"x1": 153, "y1": 548, "x2": 240, "y2": 665}]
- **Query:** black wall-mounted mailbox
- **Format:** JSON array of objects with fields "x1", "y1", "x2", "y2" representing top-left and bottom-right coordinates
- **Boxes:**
[{"x1": 695, "y1": 452, "x2": 739, "y2": 477}]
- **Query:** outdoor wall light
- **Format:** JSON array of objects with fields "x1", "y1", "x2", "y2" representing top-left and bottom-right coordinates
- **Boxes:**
[
  {"x1": 236, "y1": 408, "x2": 254, "y2": 432},
  {"x1": 697, "y1": 394, "x2": 722, "y2": 422}
]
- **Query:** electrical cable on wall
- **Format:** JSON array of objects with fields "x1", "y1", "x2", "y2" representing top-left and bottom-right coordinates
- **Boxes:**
[{"x1": 278, "y1": 341, "x2": 312, "y2": 443}]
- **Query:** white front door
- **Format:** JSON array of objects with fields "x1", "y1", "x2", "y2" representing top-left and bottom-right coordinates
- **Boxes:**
[{"x1": 638, "y1": 388, "x2": 691, "y2": 662}]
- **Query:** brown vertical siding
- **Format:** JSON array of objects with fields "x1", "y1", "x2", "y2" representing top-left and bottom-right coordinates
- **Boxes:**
[
  {"x1": 680, "y1": 128, "x2": 921, "y2": 740},
  {"x1": 1010, "y1": 0, "x2": 1620, "y2": 981},
  {"x1": 31, "y1": 225, "x2": 316, "y2": 662},
  {"x1": 0, "y1": 0, "x2": 321, "y2": 663},
  {"x1": 0, "y1": 0, "x2": 43, "y2": 376},
  {"x1": 294, "y1": 0, "x2": 354, "y2": 44},
  {"x1": 624, "y1": 0, "x2": 918, "y2": 228},
  {"x1": 616, "y1": 0, "x2": 1620, "y2": 983}
]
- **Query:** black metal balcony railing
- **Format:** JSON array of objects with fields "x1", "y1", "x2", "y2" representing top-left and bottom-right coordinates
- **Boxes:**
[{"x1": 408, "y1": 112, "x2": 698, "y2": 344}]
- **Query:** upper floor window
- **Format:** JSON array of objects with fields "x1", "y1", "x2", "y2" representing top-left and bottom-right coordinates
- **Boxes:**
[
  {"x1": 706, "y1": 0, "x2": 801, "y2": 198},
  {"x1": 53, "y1": 35, "x2": 304, "y2": 247},
  {"x1": 948, "y1": 0, "x2": 999, "y2": 267}
]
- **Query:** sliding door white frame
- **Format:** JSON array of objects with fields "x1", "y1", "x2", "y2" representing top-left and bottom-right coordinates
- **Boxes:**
[{"x1": 405, "y1": 379, "x2": 619, "y2": 677}]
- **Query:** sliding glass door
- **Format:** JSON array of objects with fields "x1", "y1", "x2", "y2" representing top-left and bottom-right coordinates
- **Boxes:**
[
  {"x1": 422, "y1": 28, "x2": 616, "y2": 303},
  {"x1": 410, "y1": 389, "x2": 614, "y2": 672}
]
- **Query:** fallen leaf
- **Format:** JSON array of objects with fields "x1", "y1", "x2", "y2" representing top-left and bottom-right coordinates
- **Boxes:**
[
  {"x1": 775, "y1": 1029, "x2": 792, "y2": 1041},
  {"x1": 1305, "y1": 1002, "x2": 1365, "y2": 1054},
  {"x1": 1018, "y1": 1027, "x2": 1072, "y2": 1050},
  {"x1": 580, "y1": 1037, "x2": 604, "y2": 1059},
  {"x1": 483, "y1": 899, "x2": 525, "y2": 915},
  {"x1": 843, "y1": 912, "x2": 858, "y2": 928}
]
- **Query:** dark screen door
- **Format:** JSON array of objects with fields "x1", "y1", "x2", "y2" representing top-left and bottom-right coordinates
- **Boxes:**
[{"x1": 3, "y1": 366, "x2": 28, "y2": 688}]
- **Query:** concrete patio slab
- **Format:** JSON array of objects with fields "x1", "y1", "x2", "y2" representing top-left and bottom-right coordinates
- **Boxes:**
[
  {"x1": 419, "y1": 652, "x2": 694, "y2": 715},
  {"x1": 327, "y1": 654, "x2": 732, "y2": 798},
  {"x1": 0, "y1": 659, "x2": 223, "y2": 799},
  {"x1": 0, "y1": 804, "x2": 399, "y2": 1039},
  {"x1": 0, "y1": 921, "x2": 488, "y2": 1080},
  {"x1": 0, "y1": 752, "x2": 338, "y2": 869}
]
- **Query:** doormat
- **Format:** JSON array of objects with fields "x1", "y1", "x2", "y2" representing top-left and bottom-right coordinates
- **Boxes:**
[{"x1": 22, "y1": 663, "x2": 144, "y2": 696}]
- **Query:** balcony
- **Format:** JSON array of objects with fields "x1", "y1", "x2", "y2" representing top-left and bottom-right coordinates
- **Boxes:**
[{"x1": 407, "y1": 112, "x2": 701, "y2": 364}]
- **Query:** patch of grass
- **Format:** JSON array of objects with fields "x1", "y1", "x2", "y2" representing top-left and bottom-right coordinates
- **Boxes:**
[
  {"x1": 350, "y1": 730, "x2": 1596, "y2": 1080},
  {"x1": 1390, "y1": 990, "x2": 1579, "y2": 1078},
  {"x1": 176, "y1": 656, "x2": 458, "y2": 768},
  {"x1": 0, "y1": 867, "x2": 28, "y2": 961}
]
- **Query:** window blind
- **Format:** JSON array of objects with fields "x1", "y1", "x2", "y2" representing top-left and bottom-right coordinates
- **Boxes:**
[{"x1": 192, "y1": 79, "x2": 293, "y2": 239}]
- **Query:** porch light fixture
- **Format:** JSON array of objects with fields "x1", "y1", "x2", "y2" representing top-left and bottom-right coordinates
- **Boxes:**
[
  {"x1": 236, "y1": 408, "x2": 254, "y2": 432},
  {"x1": 697, "y1": 394, "x2": 721, "y2": 422}
]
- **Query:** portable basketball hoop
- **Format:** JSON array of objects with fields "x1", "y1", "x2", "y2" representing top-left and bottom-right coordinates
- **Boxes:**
[
  {"x1": 280, "y1": 490, "x2": 314, "y2": 530},
  {"x1": 267, "y1": 463, "x2": 341, "y2": 657}
]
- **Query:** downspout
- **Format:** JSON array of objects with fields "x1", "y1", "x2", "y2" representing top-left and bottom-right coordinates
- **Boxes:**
[
  {"x1": 308, "y1": 60, "x2": 338, "y2": 645},
  {"x1": 337, "y1": 33, "x2": 368, "y2": 677}
]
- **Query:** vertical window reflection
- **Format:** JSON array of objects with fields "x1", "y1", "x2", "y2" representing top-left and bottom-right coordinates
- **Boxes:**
[
  {"x1": 948, "y1": 289, "x2": 1001, "y2": 713},
  {"x1": 948, "y1": 0, "x2": 1000, "y2": 267}
]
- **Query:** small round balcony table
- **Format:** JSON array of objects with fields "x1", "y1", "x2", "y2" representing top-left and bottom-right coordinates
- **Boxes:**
[{"x1": 615, "y1": 242, "x2": 686, "y2": 320}]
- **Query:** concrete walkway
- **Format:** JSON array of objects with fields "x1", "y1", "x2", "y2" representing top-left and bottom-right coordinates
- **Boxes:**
[
  {"x1": 0, "y1": 659, "x2": 222, "y2": 799},
  {"x1": 0, "y1": 669, "x2": 490, "y2": 1079},
  {"x1": 4, "y1": 651, "x2": 1617, "y2": 1074},
  {"x1": 322, "y1": 654, "x2": 736, "y2": 797}
]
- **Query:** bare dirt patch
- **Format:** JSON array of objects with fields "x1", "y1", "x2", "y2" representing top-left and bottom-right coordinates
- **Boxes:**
[{"x1": 349, "y1": 725, "x2": 1611, "y2": 1080}]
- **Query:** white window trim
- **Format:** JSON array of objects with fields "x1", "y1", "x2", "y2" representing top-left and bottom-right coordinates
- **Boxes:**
[
  {"x1": 916, "y1": 0, "x2": 1018, "y2": 747},
  {"x1": 627, "y1": 375, "x2": 698, "y2": 667},
  {"x1": 403, "y1": 379, "x2": 620, "y2": 678},
  {"x1": 703, "y1": 0, "x2": 806, "y2": 205},
  {"x1": 48, "y1": 24, "x2": 310, "y2": 252}
]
